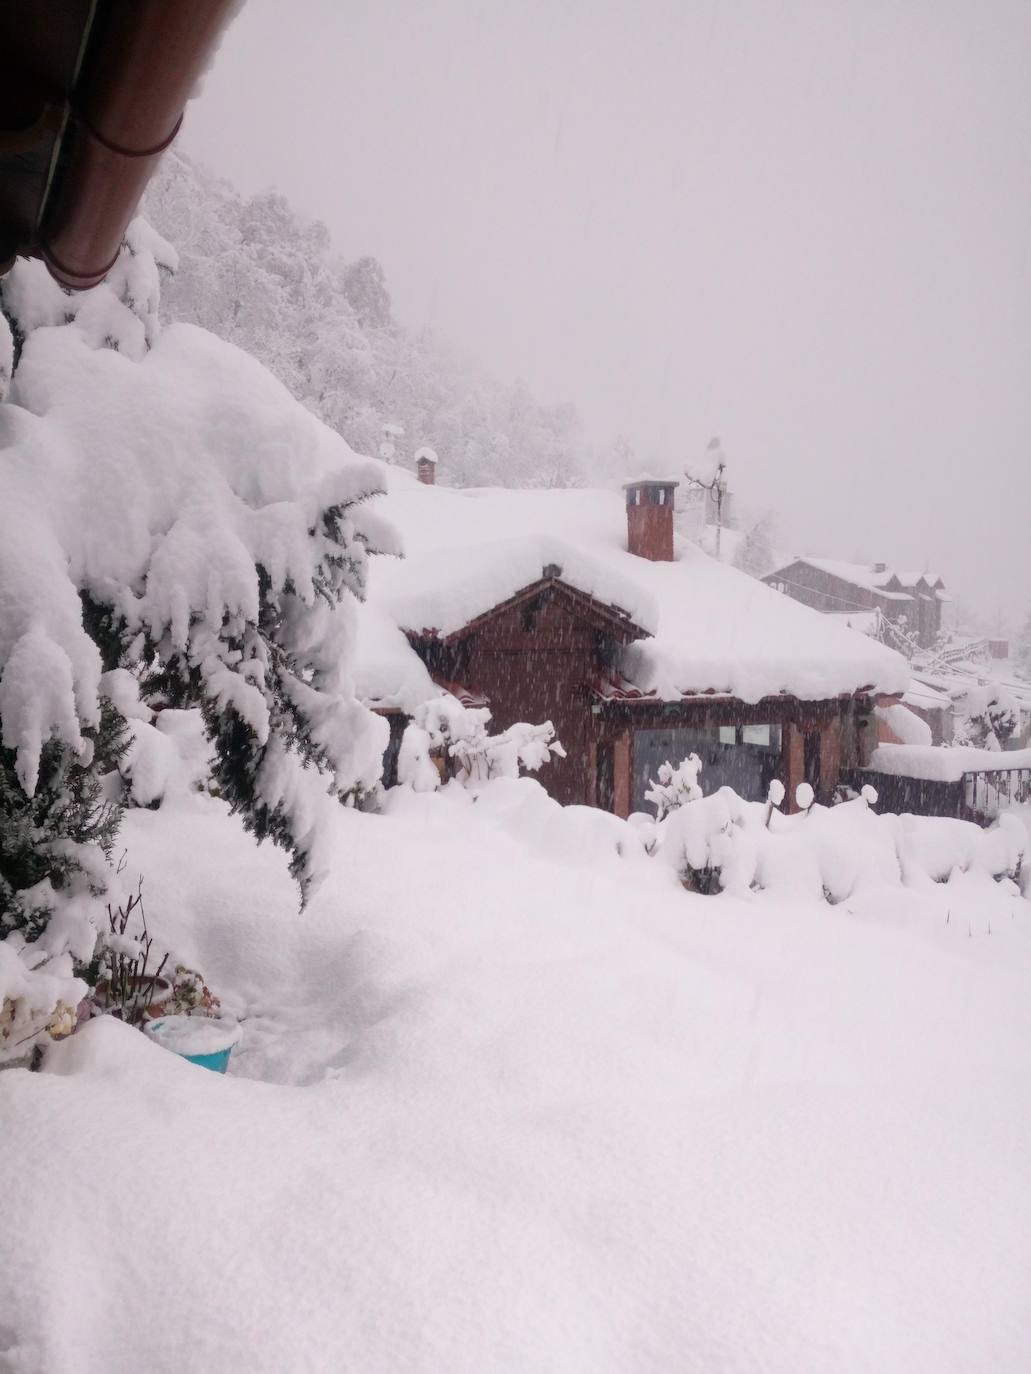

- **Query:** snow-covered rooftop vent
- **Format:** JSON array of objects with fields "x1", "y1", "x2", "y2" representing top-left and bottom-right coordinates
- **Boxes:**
[
  {"x1": 622, "y1": 476, "x2": 679, "y2": 562},
  {"x1": 414, "y1": 446, "x2": 438, "y2": 485}
]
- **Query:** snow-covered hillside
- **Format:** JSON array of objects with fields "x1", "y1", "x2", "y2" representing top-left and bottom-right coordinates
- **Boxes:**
[
  {"x1": 140, "y1": 153, "x2": 618, "y2": 491},
  {"x1": 2, "y1": 774, "x2": 1029, "y2": 1373}
]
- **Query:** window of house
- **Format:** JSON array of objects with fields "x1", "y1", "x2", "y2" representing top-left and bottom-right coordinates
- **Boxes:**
[{"x1": 631, "y1": 723, "x2": 782, "y2": 812}]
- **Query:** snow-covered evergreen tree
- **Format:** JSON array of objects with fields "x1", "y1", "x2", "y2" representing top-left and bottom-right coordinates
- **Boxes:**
[
  {"x1": 1015, "y1": 609, "x2": 1031, "y2": 682},
  {"x1": 733, "y1": 515, "x2": 777, "y2": 578},
  {"x1": 0, "y1": 221, "x2": 397, "y2": 952},
  {"x1": 952, "y1": 685, "x2": 1019, "y2": 750}
]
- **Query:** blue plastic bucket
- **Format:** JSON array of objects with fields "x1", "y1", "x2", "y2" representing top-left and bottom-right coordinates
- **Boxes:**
[
  {"x1": 181, "y1": 1043, "x2": 235, "y2": 1074},
  {"x1": 144, "y1": 1016, "x2": 241, "y2": 1073}
]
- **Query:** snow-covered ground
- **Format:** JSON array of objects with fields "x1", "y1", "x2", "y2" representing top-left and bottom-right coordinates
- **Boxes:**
[{"x1": 3, "y1": 780, "x2": 1030, "y2": 1373}]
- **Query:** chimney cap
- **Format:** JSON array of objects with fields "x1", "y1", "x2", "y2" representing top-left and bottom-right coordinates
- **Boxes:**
[
  {"x1": 414, "y1": 446, "x2": 438, "y2": 465},
  {"x1": 622, "y1": 473, "x2": 679, "y2": 491}
]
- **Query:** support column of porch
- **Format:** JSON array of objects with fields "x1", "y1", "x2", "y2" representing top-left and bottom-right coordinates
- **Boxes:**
[
  {"x1": 613, "y1": 732, "x2": 632, "y2": 819},
  {"x1": 783, "y1": 722, "x2": 805, "y2": 812},
  {"x1": 819, "y1": 716, "x2": 843, "y2": 797}
]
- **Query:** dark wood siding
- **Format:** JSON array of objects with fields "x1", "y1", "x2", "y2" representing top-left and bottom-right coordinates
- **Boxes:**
[{"x1": 435, "y1": 588, "x2": 603, "y2": 806}]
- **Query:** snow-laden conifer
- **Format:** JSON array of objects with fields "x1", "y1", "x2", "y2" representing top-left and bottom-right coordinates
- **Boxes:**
[{"x1": 0, "y1": 218, "x2": 397, "y2": 1023}]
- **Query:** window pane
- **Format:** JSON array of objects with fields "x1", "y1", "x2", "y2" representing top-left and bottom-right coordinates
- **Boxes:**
[
  {"x1": 718, "y1": 725, "x2": 736, "y2": 745},
  {"x1": 742, "y1": 724, "x2": 770, "y2": 746}
]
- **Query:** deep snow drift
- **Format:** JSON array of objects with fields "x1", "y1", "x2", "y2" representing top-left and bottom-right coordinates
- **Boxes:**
[{"x1": 2, "y1": 776, "x2": 1029, "y2": 1373}]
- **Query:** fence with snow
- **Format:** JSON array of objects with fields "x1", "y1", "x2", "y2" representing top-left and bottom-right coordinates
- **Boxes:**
[{"x1": 860, "y1": 744, "x2": 1031, "y2": 824}]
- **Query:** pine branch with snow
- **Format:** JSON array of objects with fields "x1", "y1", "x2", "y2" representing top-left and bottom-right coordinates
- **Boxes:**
[{"x1": 0, "y1": 221, "x2": 398, "y2": 911}]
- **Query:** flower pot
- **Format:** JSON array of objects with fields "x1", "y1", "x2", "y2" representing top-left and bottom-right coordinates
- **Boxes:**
[
  {"x1": 143, "y1": 1015, "x2": 241, "y2": 1073},
  {"x1": 94, "y1": 975, "x2": 173, "y2": 1022}
]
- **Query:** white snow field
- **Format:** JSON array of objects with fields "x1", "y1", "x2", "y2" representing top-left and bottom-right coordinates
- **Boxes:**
[{"x1": 2, "y1": 778, "x2": 1030, "y2": 1373}]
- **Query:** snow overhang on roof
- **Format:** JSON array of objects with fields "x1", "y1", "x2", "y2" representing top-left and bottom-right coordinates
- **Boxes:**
[{"x1": 0, "y1": 0, "x2": 239, "y2": 287}]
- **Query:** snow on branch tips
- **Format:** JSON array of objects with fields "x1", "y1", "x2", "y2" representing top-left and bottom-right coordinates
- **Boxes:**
[
  {"x1": 645, "y1": 755, "x2": 703, "y2": 820},
  {"x1": 397, "y1": 697, "x2": 565, "y2": 792},
  {"x1": 0, "y1": 221, "x2": 398, "y2": 907}
]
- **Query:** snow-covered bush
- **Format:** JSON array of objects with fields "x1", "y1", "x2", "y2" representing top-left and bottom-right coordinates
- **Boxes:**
[
  {"x1": 644, "y1": 754, "x2": 703, "y2": 820},
  {"x1": 91, "y1": 879, "x2": 170, "y2": 1026},
  {"x1": 396, "y1": 697, "x2": 565, "y2": 792},
  {"x1": 661, "y1": 785, "x2": 755, "y2": 894},
  {"x1": 0, "y1": 936, "x2": 84, "y2": 1065},
  {"x1": 952, "y1": 684, "x2": 1018, "y2": 751},
  {"x1": 653, "y1": 783, "x2": 1024, "y2": 903}
]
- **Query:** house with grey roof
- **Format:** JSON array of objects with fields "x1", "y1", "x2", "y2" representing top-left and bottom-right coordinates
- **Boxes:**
[{"x1": 762, "y1": 558, "x2": 949, "y2": 649}]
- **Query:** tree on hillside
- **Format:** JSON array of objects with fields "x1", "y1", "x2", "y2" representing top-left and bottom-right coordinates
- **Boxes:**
[
  {"x1": 141, "y1": 153, "x2": 594, "y2": 489},
  {"x1": 733, "y1": 514, "x2": 777, "y2": 578},
  {"x1": 343, "y1": 256, "x2": 392, "y2": 330},
  {"x1": 1015, "y1": 609, "x2": 1031, "y2": 681}
]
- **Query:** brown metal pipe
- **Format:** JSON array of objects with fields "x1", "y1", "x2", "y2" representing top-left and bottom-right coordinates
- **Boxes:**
[{"x1": 40, "y1": 0, "x2": 241, "y2": 290}]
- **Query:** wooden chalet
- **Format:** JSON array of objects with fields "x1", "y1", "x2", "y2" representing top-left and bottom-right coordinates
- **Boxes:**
[{"x1": 362, "y1": 470, "x2": 911, "y2": 816}]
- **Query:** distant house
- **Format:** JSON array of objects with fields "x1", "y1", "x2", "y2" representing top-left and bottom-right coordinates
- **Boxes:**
[
  {"x1": 762, "y1": 558, "x2": 949, "y2": 649},
  {"x1": 356, "y1": 466, "x2": 909, "y2": 815}
]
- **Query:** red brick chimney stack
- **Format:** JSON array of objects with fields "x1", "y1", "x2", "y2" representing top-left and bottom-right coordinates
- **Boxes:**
[
  {"x1": 622, "y1": 477, "x2": 679, "y2": 561},
  {"x1": 414, "y1": 446, "x2": 438, "y2": 485}
]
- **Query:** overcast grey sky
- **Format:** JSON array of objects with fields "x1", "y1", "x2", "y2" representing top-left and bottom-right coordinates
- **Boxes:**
[{"x1": 185, "y1": 0, "x2": 1030, "y2": 627}]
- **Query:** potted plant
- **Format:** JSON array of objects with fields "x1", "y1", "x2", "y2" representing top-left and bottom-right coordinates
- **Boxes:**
[{"x1": 90, "y1": 880, "x2": 172, "y2": 1025}]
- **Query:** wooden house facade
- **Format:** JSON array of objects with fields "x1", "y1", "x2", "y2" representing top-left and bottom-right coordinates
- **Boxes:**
[{"x1": 374, "y1": 478, "x2": 905, "y2": 817}]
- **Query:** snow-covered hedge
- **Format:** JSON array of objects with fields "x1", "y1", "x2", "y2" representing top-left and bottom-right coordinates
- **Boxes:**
[{"x1": 654, "y1": 787, "x2": 1025, "y2": 902}]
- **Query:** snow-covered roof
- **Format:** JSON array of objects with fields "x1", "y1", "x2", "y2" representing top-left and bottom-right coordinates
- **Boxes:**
[
  {"x1": 782, "y1": 558, "x2": 912, "y2": 601},
  {"x1": 895, "y1": 570, "x2": 943, "y2": 588},
  {"x1": 358, "y1": 474, "x2": 909, "y2": 708},
  {"x1": 776, "y1": 557, "x2": 948, "y2": 601},
  {"x1": 827, "y1": 611, "x2": 881, "y2": 635},
  {"x1": 413, "y1": 446, "x2": 438, "y2": 464},
  {"x1": 623, "y1": 472, "x2": 680, "y2": 487},
  {"x1": 868, "y1": 743, "x2": 1031, "y2": 782},
  {"x1": 903, "y1": 678, "x2": 954, "y2": 712}
]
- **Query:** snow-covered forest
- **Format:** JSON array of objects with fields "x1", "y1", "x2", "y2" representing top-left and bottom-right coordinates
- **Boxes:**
[{"x1": 143, "y1": 153, "x2": 621, "y2": 490}]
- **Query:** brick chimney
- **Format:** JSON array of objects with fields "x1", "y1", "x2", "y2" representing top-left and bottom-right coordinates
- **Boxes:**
[
  {"x1": 414, "y1": 446, "x2": 438, "y2": 485},
  {"x1": 622, "y1": 477, "x2": 679, "y2": 560}
]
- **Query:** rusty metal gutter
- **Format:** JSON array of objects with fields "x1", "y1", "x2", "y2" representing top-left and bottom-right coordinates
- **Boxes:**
[{"x1": 2, "y1": 0, "x2": 240, "y2": 289}]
